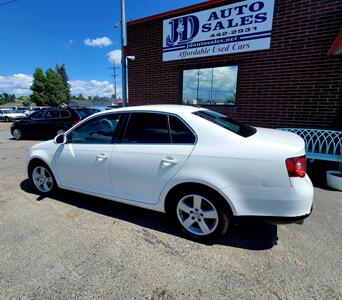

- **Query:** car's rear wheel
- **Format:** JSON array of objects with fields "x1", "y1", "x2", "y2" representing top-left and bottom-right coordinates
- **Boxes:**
[
  {"x1": 29, "y1": 163, "x2": 56, "y2": 195},
  {"x1": 5, "y1": 117, "x2": 10, "y2": 122},
  {"x1": 12, "y1": 128, "x2": 22, "y2": 140},
  {"x1": 171, "y1": 189, "x2": 230, "y2": 242}
]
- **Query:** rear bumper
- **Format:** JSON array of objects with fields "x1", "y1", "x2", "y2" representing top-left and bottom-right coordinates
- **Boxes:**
[
  {"x1": 234, "y1": 205, "x2": 313, "y2": 225},
  {"x1": 221, "y1": 175, "x2": 314, "y2": 218}
]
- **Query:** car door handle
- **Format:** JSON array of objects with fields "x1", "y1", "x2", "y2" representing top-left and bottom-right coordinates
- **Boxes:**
[
  {"x1": 162, "y1": 157, "x2": 178, "y2": 164},
  {"x1": 97, "y1": 153, "x2": 107, "y2": 160}
]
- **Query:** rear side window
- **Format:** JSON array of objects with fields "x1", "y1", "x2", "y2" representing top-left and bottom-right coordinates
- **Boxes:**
[
  {"x1": 60, "y1": 110, "x2": 71, "y2": 118},
  {"x1": 123, "y1": 113, "x2": 171, "y2": 144},
  {"x1": 169, "y1": 115, "x2": 196, "y2": 144},
  {"x1": 193, "y1": 110, "x2": 256, "y2": 138}
]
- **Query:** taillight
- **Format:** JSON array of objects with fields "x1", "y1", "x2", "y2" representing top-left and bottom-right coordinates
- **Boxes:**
[
  {"x1": 72, "y1": 119, "x2": 80, "y2": 125},
  {"x1": 286, "y1": 155, "x2": 306, "y2": 178}
]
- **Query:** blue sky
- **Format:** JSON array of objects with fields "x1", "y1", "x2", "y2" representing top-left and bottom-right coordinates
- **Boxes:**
[{"x1": 0, "y1": 0, "x2": 203, "y2": 97}]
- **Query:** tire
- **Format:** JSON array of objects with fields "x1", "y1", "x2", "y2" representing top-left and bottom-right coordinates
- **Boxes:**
[
  {"x1": 5, "y1": 117, "x2": 9, "y2": 122},
  {"x1": 29, "y1": 161, "x2": 57, "y2": 195},
  {"x1": 12, "y1": 128, "x2": 22, "y2": 140},
  {"x1": 170, "y1": 187, "x2": 230, "y2": 243}
]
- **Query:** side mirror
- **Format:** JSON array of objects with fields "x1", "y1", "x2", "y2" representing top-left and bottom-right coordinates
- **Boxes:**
[{"x1": 53, "y1": 134, "x2": 66, "y2": 144}]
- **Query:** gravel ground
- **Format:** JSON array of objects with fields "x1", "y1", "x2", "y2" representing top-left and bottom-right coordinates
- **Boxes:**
[{"x1": 0, "y1": 122, "x2": 341, "y2": 299}]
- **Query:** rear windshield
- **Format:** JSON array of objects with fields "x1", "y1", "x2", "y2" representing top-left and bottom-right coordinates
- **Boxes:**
[{"x1": 193, "y1": 110, "x2": 256, "y2": 138}]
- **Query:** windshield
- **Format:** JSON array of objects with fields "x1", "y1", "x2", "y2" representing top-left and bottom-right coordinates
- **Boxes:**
[
  {"x1": 193, "y1": 110, "x2": 256, "y2": 138},
  {"x1": 4, "y1": 109, "x2": 16, "y2": 113}
]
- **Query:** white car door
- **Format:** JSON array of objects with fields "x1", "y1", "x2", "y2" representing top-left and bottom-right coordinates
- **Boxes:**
[
  {"x1": 111, "y1": 112, "x2": 196, "y2": 204},
  {"x1": 52, "y1": 113, "x2": 123, "y2": 196}
]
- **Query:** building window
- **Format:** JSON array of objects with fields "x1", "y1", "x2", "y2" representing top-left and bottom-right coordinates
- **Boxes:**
[{"x1": 182, "y1": 65, "x2": 238, "y2": 106}]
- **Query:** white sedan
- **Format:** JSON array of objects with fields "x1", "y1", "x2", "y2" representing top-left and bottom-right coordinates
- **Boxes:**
[
  {"x1": 0, "y1": 108, "x2": 26, "y2": 122},
  {"x1": 26, "y1": 105, "x2": 313, "y2": 242}
]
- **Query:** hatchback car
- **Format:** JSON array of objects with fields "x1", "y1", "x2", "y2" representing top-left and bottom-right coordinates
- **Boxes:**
[
  {"x1": 11, "y1": 107, "x2": 82, "y2": 140},
  {"x1": 26, "y1": 105, "x2": 313, "y2": 242}
]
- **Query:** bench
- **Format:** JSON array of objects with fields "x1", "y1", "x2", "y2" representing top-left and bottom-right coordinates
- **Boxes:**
[{"x1": 278, "y1": 128, "x2": 342, "y2": 162}]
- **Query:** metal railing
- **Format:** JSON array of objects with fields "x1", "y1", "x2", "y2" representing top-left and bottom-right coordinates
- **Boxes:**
[{"x1": 278, "y1": 128, "x2": 342, "y2": 162}]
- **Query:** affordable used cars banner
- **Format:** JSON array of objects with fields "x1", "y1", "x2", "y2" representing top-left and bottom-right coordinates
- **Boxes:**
[{"x1": 163, "y1": 0, "x2": 275, "y2": 61}]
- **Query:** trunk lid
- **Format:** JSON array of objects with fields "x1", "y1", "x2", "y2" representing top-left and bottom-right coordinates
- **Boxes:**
[{"x1": 248, "y1": 127, "x2": 306, "y2": 159}]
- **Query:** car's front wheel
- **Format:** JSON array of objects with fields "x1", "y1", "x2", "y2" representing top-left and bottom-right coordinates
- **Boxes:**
[
  {"x1": 171, "y1": 189, "x2": 230, "y2": 242},
  {"x1": 29, "y1": 163, "x2": 56, "y2": 195},
  {"x1": 12, "y1": 128, "x2": 22, "y2": 140}
]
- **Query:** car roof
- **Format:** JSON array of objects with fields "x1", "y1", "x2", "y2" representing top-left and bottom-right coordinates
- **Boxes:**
[{"x1": 104, "y1": 104, "x2": 203, "y2": 115}]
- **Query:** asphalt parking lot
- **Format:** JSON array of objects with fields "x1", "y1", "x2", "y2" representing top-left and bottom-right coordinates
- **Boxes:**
[{"x1": 0, "y1": 122, "x2": 341, "y2": 299}]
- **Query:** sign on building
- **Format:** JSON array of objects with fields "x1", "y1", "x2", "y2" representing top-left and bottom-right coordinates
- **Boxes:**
[{"x1": 163, "y1": 0, "x2": 275, "y2": 61}]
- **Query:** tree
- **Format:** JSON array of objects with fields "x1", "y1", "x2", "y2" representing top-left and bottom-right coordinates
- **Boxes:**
[
  {"x1": 56, "y1": 64, "x2": 71, "y2": 102},
  {"x1": 30, "y1": 67, "x2": 67, "y2": 107},
  {"x1": 0, "y1": 93, "x2": 16, "y2": 105},
  {"x1": 45, "y1": 68, "x2": 67, "y2": 106},
  {"x1": 76, "y1": 94, "x2": 85, "y2": 100},
  {"x1": 18, "y1": 96, "x2": 31, "y2": 107},
  {"x1": 30, "y1": 68, "x2": 49, "y2": 106}
]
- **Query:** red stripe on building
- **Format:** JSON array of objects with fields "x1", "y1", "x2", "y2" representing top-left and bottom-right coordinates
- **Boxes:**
[
  {"x1": 127, "y1": 0, "x2": 227, "y2": 26},
  {"x1": 328, "y1": 28, "x2": 342, "y2": 56}
]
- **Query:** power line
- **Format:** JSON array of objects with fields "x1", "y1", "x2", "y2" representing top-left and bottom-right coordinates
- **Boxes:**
[
  {"x1": 108, "y1": 63, "x2": 120, "y2": 100},
  {"x1": 0, "y1": 0, "x2": 19, "y2": 6}
]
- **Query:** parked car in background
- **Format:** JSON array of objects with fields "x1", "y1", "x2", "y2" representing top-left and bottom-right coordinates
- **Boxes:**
[
  {"x1": 25, "y1": 105, "x2": 314, "y2": 242},
  {"x1": 73, "y1": 107, "x2": 101, "y2": 119},
  {"x1": 0, "y1": 108, "x2": 27, "y2": 122},
  {"x1": 12, "y1": 107, "x2": 27, "y2": 114},
  {"x1": 90, "y1": 106, "x2": 107, "y2": 112},
  {"x1": 10, "y1": 107, "x2": 83, "y2": 140},
  {"x1": 106, "y1": 104, "x2": 120, "y2": 110},
  {"x1": 25, "y1": 106, "x2": 51, "y2": 116}
]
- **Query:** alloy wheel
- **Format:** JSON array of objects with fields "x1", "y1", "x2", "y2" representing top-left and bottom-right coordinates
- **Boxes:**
[
  {"x1": 32, "y1": 166, "x2": 54, "y2": 193},
  {"x1": 176, "y1": 194, "x2": 219, "y2": 236}
]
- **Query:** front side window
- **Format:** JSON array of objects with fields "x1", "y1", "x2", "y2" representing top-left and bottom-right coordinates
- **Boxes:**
[
  {"x1": 123, "y1": 113, "x2": 171, "y2": 144},
  {"x1": 68, "y1": 114, "x2": 122, "y2": 144},
  {"x1": 182, "y1": 65, "x2": 238, "y2": 106}
]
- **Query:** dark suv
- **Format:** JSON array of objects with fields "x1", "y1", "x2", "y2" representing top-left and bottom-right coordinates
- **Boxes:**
[{"x1": 11, "y1": 107, "x2": 85, "y2": 140}]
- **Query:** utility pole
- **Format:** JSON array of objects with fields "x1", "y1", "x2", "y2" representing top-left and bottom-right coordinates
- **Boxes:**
[
  {"x1": 108, "y1": 63, "x2": 120, "y2": 100},
  {"x1": 121, "y1": 0, "x2": 127, "y2": 107},
  {"x1": 196, "y1": 69, "x2": 200, "y2": 103},
  {"x1": 210, "y1": 68, "x2": 214, "y2": 103}
]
